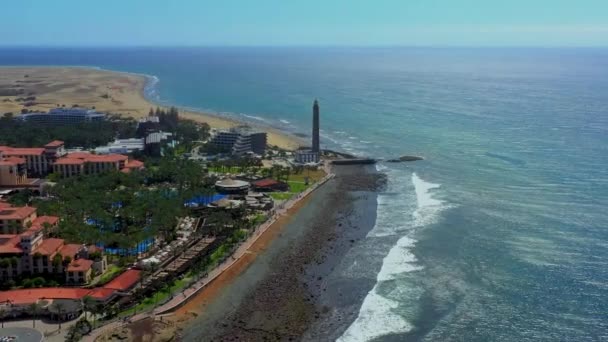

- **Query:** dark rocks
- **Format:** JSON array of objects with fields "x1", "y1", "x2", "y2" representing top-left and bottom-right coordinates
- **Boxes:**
[{"x1": 387, "y1": 155, "x2": 424, "y2": 162}]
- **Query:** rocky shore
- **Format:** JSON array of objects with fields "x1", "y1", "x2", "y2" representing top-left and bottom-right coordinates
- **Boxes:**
[{"x1": 181, "y1": 165, "x2": 386, "y2": 341}]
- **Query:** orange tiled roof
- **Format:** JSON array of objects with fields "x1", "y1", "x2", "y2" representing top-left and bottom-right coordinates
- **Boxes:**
[
  {"x1": 54, "y1": 158, "x2": 85, "y2": 165},
  {"x1": 34, "y1": 238, "x2": 64, "y2": 255},
  {"x1": 57, "y1": 153, "x2": 128, "y2": 165},
  {"x1": 67, "y1": 259, "x2": 93, "y2": 272},
  {"x1": 0, "y1": 157, "x2": 26, "y2": 166},
  {"x1": 86, "y1": 154, "x2": 128, "y2": 163},
  {"x1": 0, "y1": 288, "x2": 91, "y2": 305},
  {"x1": 0, "y1": 206, "x2": 37, "y2": 220},
  {"x1": 59, "y1": 244, "x2": 81, "y2": 259},
  {"x1": 31, "y1": 216, "x2": 59, "y2": 229},
  {"x1": 62, "y1": 152, "x2": 92, "y2": 159},
  {"x1": 87, "y1": 287, "x2": 115, "y2": 300},
  {"x1": 44, "y1": 140, "x2": 64, "y2": 148},
  {"x1": 1, "y1": 148, "x2": 45, "y2": 156},
  {"x1": 124, "y1": 160, "x2": 144, "y2": 168},
  {"x1": 0, "y1": 234, "x2": 23, "y2": 254},
  {"x1": 103, "y1": 269, "x2": 141, "y2": 291}
]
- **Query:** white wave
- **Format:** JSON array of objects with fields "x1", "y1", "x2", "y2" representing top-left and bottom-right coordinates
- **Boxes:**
[
  {"x1": 340, "y1": 173, "x2": 449, "y2": 342},
  {"x1": 334, "y1": 131, "x2": 348, "y2": 135},
  {"x1": 375, "y1": 163, "x2": 389, "y2": 172},
  {"x1": 241, "y1": 114, "x2": 267, "y2": 122},
  {"x1": 377, "y1": 236, "x2": 423, "y2": 281},
  {"x1": 360, "y1": 140, "x2": 372, "y2": 144},
  {"x1": 279, "y1": 119, "x2": 290, "y2": 124},
  {"x1": 348, "y1": 136, "x2": 357, "y2": 140},
  {"x1": 338, "y1": 236, "x2": 419, "y2": 342},
  {"x1": 412, "y1": 173, "x2": 445, "y2": 227}
]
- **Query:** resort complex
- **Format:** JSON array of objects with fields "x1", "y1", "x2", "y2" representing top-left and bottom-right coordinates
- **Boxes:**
[{"x1": 0, "y1": 97, "x2": 331, "y2": 340}]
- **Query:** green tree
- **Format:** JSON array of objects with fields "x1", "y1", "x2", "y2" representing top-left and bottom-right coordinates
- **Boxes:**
[
  {"x1": 82, "y1": 295, "x2": 95, "y2": 321},
  {"x1": 28, "y1": 302, "x2": 41, "y2": 328}
]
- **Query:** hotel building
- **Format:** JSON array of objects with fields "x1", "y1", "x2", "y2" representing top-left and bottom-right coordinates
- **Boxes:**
[
  {"x1": 53, "y1": 152, "x2": 143, "y2": 178},
  {"x1": 17, "y1": 107, "x2": 106, "y2": 125},
  {"x1": 0, "y1": 204, "x2": 106, "y2": 284},
  {"x1": 0, "y1": 140, "x2": 66, "y2": 176},
  {"x1": 210, "y1": 126, "x2": 267, "y2": 156}
]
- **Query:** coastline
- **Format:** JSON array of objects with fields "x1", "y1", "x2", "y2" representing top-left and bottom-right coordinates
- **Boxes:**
[
  {"x1": 0, "y1": 66, "x2": 303, "y2": 150},
  {"x1": 179, "y1": 164, "x2": 385, "y2": 341}
]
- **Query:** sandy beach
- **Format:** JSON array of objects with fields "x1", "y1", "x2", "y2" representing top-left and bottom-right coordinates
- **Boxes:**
[{"x1": 0, "y1": 67, "x2": 302, "y2": 150}]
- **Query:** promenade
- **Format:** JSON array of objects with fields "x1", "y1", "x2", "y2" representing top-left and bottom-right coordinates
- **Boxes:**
[{"x1": 85, "y1": 168, "x2": 334, "y2": 341}]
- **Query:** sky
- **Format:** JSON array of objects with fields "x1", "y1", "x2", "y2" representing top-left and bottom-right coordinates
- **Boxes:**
[{"x1": 2, "y1": 0, "x2": 607, "y2": 47}]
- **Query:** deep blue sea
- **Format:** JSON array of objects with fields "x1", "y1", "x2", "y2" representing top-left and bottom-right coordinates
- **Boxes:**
[{"x1": 2, "y1": 47, "x2": 608, "y2": 341}]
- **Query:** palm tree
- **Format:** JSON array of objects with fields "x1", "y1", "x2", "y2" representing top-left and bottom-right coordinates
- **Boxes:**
[
  {"x1": 82, "y1": 295, "x2": 95, "y2": 321},
  {"x1": 28, "y1": 302, "x2": 41, "y2": 328},
  {"x1": 54, "y1": 302, "x2": 65, "y2": 331},
  {"x1": 0, "y1": 306, "x2": 6, "y2": 328}
]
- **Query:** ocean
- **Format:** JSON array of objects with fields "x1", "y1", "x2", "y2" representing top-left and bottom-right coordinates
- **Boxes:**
[{"x1": 2, "y1": 47, "x2": 608, "y2": 341}]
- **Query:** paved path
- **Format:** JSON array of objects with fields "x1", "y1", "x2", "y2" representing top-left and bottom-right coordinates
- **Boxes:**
[{"x1": 85, "y1": 171, "x2": 335, "y2": 342}]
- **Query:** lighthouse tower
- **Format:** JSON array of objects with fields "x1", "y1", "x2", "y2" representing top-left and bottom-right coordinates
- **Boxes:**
[{"x1": 312, "y1": 99, "x2": 320, "y2": 153}]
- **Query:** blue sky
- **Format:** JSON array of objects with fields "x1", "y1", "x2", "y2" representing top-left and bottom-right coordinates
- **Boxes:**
[{"x1": 2, "y1": 0, "x2": 607, "y2": 46}]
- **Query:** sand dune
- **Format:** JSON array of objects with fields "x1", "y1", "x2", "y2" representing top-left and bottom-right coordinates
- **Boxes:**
[{"x1": 0, "y1": 67, "x2": 301, "y2": 150}]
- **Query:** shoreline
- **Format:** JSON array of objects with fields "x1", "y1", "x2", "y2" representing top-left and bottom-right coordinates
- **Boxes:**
[
  {"x1": 179, "y1": 164, "x2": 385, "y2": 341},
  {"x1": 90, "y1": 168, "x2": 336, "y2": 341},
  {"x1": 0, "y1": 66, "x2": 304, "y2": 150}
]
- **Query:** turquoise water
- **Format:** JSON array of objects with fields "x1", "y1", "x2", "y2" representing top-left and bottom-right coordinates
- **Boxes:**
[{"x1": 2, "y1": 47, "x2": 608, "y2": 341}]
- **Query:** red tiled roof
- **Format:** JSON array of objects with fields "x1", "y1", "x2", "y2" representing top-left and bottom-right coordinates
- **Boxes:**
[
  {"x1": 124, "y1": 160, "x2": 144, "y2": 168},
  {"x1": 57, "y1": 153, "x2": 128, "y2": 165},
  {"x1": 63, "y1": 152, "x2": 92, "y2": 159},
  {"x1": 253, "y1": 179, "x2": 282, "y2": 187},
  {"x1": 0, "y1": 202, "x2": 12, "y2": 209},
  {"x1": 34, "y1": 238, "x2": 64, "y2": 255},
  {"x1": 0, "y1": 157, "x2": 26, "y2": 166},
  {"x1": 85, "y1": 154, "x2": 128, "y2": 163},
  {"x1": 67, "y1": 259, "x2": 93, "y2": 272},
  {"x1": 31, "y1": 216, "x2": 59, "y2": 229},
  {"x1": 59, "y1": 244, "x2": 81, "y2": 259},
  {"x1": 1, "y1": 148, "x2": 45, "y2": 156},
  {"x1": 0, "y1": 288, "x2": 91, "y2": 305},
  {"x1": 54, "y1": 158, "x2": 85, "y2": 165},
  {"x1": 0, "y1": 234, "x2": 23, "y2": 254},
  {"x1": 87, "y1": 287, "x2": 116, "y2": 301},
  {"x1": 103, "y1": 269, "x2": 141, "y2": 291},
  {"x1": 44, "y1": 140, "x2": 64, "y2": 148},
  {"x1": 0, "y1": 206, "x2": 37, "y2": 220}
]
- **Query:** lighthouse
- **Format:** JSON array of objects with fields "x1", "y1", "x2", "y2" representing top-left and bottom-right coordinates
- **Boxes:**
[{"x1": 312, "y1": 99, "x2": 320, "y2": 153}]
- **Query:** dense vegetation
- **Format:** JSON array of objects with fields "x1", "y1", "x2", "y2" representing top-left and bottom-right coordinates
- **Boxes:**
[
  {"x1": 0, "y1": 106, "x2": 210, "y2": 149},
  {"x1": 0, "y1": 113, "x2": 136, "y2": 148},
  {"x1": 22, "y1": 156, "x2": 217, "y2": 249}
]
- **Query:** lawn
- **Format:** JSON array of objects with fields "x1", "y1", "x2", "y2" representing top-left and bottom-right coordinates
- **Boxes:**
[
  {"x1": 270, "y1": 192, "x2": 293, "y2": 201},
  {"x1": 287, "y1": 181, "x2": 308, "y2": 193},
  {"x1": 119, "y1": 277, "x2": 190, "y2": 317},
  {"x1": 96, "y1": 265, "x2": 124, "y2": 286},
  {"x1": 208, "y1": 166, "x2": 245, "y2": 174},
  {"x1": 288, "y1": 169, "x2": 326, "y2": 183}
]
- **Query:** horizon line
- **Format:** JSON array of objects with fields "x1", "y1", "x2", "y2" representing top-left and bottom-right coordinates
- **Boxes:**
[{"x1": 1, "y1": 44, "x2": 607, "y2": 49}]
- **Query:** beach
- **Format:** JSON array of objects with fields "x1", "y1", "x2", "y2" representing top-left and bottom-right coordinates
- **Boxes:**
[
  {"x1": 0, "y1": 67, "x2": 301, "y2": 150},
  {"x1": 177, "y1": 164, "x2": 385, "y2": 341}
]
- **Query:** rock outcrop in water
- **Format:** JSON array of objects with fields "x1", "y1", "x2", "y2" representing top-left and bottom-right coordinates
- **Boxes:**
[{"x1": 387, "y1": 155, "x2": 424, "y2": 162}]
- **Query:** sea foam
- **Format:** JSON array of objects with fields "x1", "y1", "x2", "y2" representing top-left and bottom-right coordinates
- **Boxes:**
[
  {"x1": 339, "y1": 172, "x2": 447, "y2": 342},
  {"x1": 337, "y1": 236, "x2": 419, "y2": 342}
]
